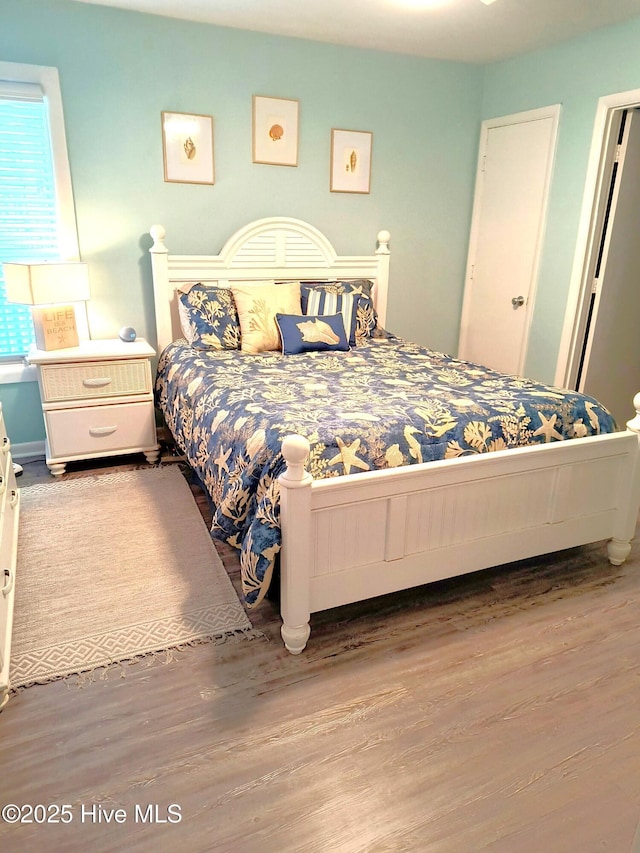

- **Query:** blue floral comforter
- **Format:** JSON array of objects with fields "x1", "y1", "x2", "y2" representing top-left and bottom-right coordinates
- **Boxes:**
[{"x1": 154, "y1": 335, "x2": 617, "y2": 607}]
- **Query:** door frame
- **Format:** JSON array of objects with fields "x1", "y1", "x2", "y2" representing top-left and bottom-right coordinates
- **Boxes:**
[
  {"x1": 555, "y1": 87, "x2": 640, "y2": 389},
  {"x1": 459, "y1": 104, "x2": 560, "y2": 375}
]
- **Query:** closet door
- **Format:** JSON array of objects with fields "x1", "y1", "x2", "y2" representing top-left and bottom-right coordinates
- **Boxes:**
[
  {"x1": 577, "y1": 109, "x2": 640, "y2": 427},
  {"x1": 458, "y1": 106, "x2": 560, "y2": 375}
]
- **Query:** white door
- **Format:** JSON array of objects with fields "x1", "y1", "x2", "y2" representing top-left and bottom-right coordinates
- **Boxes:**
[
  {"x1": 458, "y1": 106, "x2": 560, "y2": 375},
  {"x1": 578, "y1": 109, "x2": 640, "y2": 427}
]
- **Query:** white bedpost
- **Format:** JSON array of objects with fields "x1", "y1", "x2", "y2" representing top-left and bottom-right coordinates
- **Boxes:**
[
  {"x1": 278, "y1": 434, "x2": 313, "y2": 654},
  {"x1": 149, "y1": 224, "x2": 171, "y2": 354},
  {"x1": 607, "y1": 392, "x2": 640, "y2": 565},
  {"x1": 374, "y1": 230, "x2": 391, "y2": 329}
]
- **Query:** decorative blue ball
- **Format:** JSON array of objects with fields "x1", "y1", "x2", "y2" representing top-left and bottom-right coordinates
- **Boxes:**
[{"x1": 119, "y1": 326, "x2": 137, "y2": 343}]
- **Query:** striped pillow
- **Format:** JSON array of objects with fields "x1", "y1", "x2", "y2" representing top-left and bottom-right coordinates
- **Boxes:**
[
  {"x1": 300, "y1": 280, "x2": 377, "y2": 342},
  {"x1": 301, "y1": 289, "x2": 360, "y2": 346}
]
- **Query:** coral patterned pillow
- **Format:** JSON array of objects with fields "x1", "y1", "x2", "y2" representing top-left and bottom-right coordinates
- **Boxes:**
[
  {"x1": 231, "y1": 281, "x2": 302, "y2": 353},
  {"x1": 178, "y1": 283, "x2": 240, "y2": 350}
]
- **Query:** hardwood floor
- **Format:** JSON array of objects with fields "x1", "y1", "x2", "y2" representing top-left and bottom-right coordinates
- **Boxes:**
[{"x1": 2, "y1": 456, "x2": 640, "y2": 852}]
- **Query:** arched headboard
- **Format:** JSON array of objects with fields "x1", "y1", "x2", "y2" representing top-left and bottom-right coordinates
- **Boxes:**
[{"x1": 149, "y1": 216, "x2": 391, "y2": 354}]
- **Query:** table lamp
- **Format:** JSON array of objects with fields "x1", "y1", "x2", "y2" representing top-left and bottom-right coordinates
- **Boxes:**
[{"x1": 2, "y1": 261, "x2": 90, "y2": 351}]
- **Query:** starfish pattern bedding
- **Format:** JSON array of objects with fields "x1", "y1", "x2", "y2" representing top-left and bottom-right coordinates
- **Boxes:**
[{"x1": 155, "y1": 334, "x2": 617, "y2": 607}]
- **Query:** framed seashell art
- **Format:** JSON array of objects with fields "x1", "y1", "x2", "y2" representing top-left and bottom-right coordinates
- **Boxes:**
[
  {"x1": 330, "y1": 128, "x2": 373, "y2": 194},
  {"x1": 252, "y1": 95, "x2": 299, "y2": 166},
  {"x1": 161, "y1": 111, "x2": 215, "y2": 185}
]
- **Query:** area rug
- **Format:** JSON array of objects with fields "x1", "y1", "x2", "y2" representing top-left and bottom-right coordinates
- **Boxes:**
[{"x1": 10, "y1": 466, "x2": 256, "y2": 689}]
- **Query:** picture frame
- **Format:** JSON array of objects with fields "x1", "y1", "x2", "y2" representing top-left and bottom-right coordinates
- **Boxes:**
[
  {"x1": 252, "y1": 95, "x2": 299, "y2": 167},
  {"x1": 330, "y1": 128, "x2": 373, "y2": 194},
  {"x1": 161, "y1": 111, "x2": 215, "y2": 185}
]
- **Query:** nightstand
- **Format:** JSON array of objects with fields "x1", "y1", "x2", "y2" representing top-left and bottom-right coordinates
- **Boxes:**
[{"x1": 28, "y1": 338, "x2": 160, "y2": 476}]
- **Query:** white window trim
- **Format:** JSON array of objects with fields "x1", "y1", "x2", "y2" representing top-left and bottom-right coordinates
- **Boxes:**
[
  {"x1": 0, "y1": 361, "x2": 37, "y2": 383},
  {"x1": 0, "y1": 61, "x2": 81, "y2": 384}
]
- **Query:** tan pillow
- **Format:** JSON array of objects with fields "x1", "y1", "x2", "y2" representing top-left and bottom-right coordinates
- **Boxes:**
[{"x1": 231, "y1": 281, "x2": 301, "y2": 353}]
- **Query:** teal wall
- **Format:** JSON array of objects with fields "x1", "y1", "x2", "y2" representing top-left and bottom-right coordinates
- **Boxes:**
[
  {"x1": 482, "y1": 16, "x2": 640, "y2": 382},
  {"x1": 0, "y1": 381, "x2": 45, "y2": 445},
  {"x1": 0, "y1": 0, "x2": 482, "y2": 444}
]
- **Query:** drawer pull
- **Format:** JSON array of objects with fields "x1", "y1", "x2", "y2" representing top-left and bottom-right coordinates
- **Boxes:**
[
  {"x1": 1, "y1": 436, "x2": 9, "y2": 454},
  {"x1": 9, "y1": 489, "x2": 18, "y2": 509},
  {"x1": 89, "y1": 425, "x2": 118, "y2": 437},
  {"x1": 2, "y1": 568, "x2": 13, "y2": 596},
  {"x1": 0, "y1": 475, "x2": 4, "y2": 495},
  {"x1": 82, "y1": 377, "x2": 112, "y2": 388}
]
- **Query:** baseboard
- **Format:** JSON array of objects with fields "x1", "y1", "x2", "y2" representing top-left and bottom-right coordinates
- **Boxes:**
[{"x1": 11, "y1": 440, "x2": 45, "y2": 461}]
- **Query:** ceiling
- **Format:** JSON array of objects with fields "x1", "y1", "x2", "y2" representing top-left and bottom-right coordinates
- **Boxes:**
[{"x1": 73, "y1": 0, "x2": 640, "y2": 63}]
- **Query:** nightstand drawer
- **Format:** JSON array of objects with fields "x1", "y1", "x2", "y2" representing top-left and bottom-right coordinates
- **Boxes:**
[
  {"x1": 45, "y1": 402, "x2": 157, "y2": 458},
  {"x1": 39, "y1": 359, "x2": 152, "y2": 402}
]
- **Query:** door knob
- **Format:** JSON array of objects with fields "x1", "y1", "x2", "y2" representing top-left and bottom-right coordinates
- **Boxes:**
[{"x1": 511, "y1": 295, "x2": 525, "y2": 308}]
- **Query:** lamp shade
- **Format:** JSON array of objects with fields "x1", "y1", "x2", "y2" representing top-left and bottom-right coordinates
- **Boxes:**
[{"x1": 3, "y1": 262, "x2": 90, "y2": 305}]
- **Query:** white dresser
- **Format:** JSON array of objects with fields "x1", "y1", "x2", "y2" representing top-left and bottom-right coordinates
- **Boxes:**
[
  {"x1": 29, "y1": 338, "x2": 160, "y2": 476},
  {"x1": 0, "y1": 402, "x2": 20, "y2": 710}
]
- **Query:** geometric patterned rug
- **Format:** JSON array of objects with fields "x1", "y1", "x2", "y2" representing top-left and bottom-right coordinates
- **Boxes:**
[{"x1": 10, "y1": 466, "x2": 256, "y2": 690}]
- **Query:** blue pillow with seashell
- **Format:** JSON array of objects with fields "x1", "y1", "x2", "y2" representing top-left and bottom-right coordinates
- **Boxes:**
[
  {"x1": 300, "y1": 280, "x2": 377, "y2": 342},
  {"x1": 178, "y1": 283, "x2": 241, "y2": 350},
  {"x1": 275, "y1": 312, "x2": 350, "y2": 355}
]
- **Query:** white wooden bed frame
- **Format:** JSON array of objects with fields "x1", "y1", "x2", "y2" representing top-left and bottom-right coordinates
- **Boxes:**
[{"x1": 150, "y1": 217, "x2": 640, "y2": 654}]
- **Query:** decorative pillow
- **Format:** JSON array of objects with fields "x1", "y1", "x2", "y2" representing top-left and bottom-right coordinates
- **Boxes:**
[
  {"x1": 231, "y1": 281, "x2": 301, "y2": 353},
  {"x1": 275, "y1": 313, "x2": 349, "y2": 355},
  {"x1": 300, "y1": 288, "x2": 360, "y2": 347},
  {"x1": 300, "y1": 280, "x2": 377, "y2": 341},
  {"x1": 178, "y1": 283, "x2": 240, "y2": 350}
]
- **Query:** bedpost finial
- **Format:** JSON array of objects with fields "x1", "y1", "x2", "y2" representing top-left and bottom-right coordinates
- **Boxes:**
[
  {"x1": 149, "y1": 224, "x2": 167, "y2": 253},
  {"x1": 280, "y1": 434, "x2": 312, "y2": 486},
  {"x1": 376, "y1": 230, "x2": 390, "y2": 254},
  {"x1": 626, "y1": 392, "x2": 640, "y2": 434},
  {"x1": 282, "y1": 434, "x2": 310, "y2": 465}
]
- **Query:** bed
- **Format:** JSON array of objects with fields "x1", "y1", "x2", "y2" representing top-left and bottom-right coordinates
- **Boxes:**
[{"x1": 150, "y1": 216, "x2": 640, "y2": 654}]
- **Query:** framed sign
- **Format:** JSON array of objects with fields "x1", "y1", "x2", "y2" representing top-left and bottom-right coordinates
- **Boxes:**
[
  {"x1": 252, "y1": 95, "x2": 299, "y2": 166},
  {"x1": 162, "y1": 111, "x2": 215, "y2": 185},
  {"x1": 330, "y1": 128, "x2": 373, "y2": 194},
  {"x1": 32, "y1": 305, "x2": 79, "y2": 351}
]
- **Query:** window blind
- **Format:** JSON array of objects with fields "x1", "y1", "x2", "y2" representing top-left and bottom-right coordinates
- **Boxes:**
[{"x1": 0, "y1": 87, "x2": 60, "y2": 358}]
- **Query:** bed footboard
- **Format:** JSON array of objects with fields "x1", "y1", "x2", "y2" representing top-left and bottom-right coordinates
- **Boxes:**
[{"x1": 278, "y1": 396, "x2": 640, "y2": 654}]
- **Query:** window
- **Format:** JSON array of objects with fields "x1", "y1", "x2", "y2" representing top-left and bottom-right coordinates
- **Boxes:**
[{"x1": 0, "y1": 62, "x2": 79, "y2": 366}]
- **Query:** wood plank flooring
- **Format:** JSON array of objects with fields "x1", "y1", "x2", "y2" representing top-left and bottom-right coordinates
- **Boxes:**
[{"x1": 1, "y1": 456, "x2": 640, "y2": 852}]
